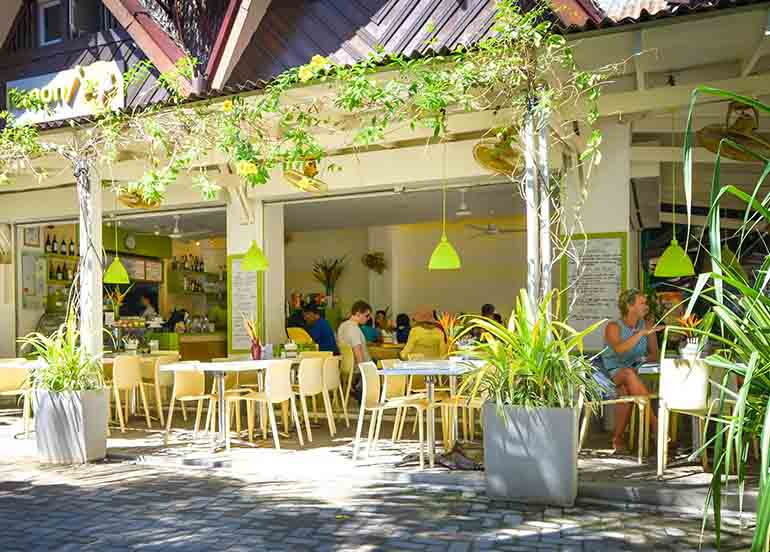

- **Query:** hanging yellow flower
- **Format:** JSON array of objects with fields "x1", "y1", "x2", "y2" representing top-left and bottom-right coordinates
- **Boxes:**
[
  {"x1": 309, "y1": 55, "x2": 329, "y2": 69},
  {"x1": 222, "y1": 99, "x2": 233, "y2": 113},
  {"x1": 236, "y1": 160, "x2": 257, "y2": 176},
  {"x1": 298, "y1": 66, "x2": 314, "y2": 83}
]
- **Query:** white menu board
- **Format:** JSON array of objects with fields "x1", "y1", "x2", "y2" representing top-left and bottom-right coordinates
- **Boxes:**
[
  {"x1": 228, "y1": 256, "x2": 260, "y2": 352},
  {"x1": 144, "y1": 260, "x2": 163, "y2": 282},
  {"x1": 563, "y1": 234, "x2": 626, "y2": 351},
  {"x1": 122, "y1": 257, "x2": 146, "y2": 281}
]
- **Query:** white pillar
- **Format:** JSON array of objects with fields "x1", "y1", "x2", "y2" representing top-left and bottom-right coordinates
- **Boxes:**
[
  {"x1": 0, "y1": 224, "x2": 15, "y2": 356},
  {"x1": 523, "y1": 111, "x2": 540, "y2": 309},
  {"x1": 264, "y1": 204, "x2": 285, "y2": 345},
  {"x1": 76, "y1": 160, "x2": 103, "y2": 357},
  {"x1": 538, "y1": 117, "x2": 552, "y2": 318}
]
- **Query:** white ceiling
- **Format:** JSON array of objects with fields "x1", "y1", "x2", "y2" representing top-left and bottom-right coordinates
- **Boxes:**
[
  {"x1": 283, "y1": 183, "x2": 526, "y2": 232},
  {"x1": 117, "y1": 209, "x2": 227, "y2": 238}
]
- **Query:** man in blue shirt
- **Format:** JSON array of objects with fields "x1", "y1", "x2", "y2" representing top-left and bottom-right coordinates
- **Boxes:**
[{"x1": 303, "y1": 304, "x2": 339, "y2": 354}]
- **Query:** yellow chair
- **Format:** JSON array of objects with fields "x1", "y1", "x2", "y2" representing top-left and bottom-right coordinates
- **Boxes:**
[
  {"x1": 0, "y1": 359, "x2": 31, "y2": 438},
  {"x1": 112, "y1": 356, "x2": 152, "y2": 433},
  {"x1": 227, "y1": 360, "x2": 303, "y2": 450},
  {"x1": 294, "y1": 357, "x2": 335, "y2": 441},
  {"x1": 287, "y1": 327, "x2": 314, "y2": 345},
  {"x1": 166, "y1": 369, "x2": 214, "y2": 436},
  {"x1": 322, "y1": 356, "x2": 349, "y2": 431},
  {"x1": 340, "y1": 344, "x2": 355, "y2": 412},
  {"x1": 141, "y1": 353, "x2": 179, "y2": 426}
]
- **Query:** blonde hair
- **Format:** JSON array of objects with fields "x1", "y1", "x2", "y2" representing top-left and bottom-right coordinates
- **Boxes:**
[{"x1": 618, "y1": 289, "x2": 642, "y2": 317}]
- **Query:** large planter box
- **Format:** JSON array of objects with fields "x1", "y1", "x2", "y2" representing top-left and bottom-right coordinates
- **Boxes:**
[
  {"x1": 34, "y1": 389, "x2": 109, "y2": 464},
  {"x1": 660, "y1": 358, "x2": 710, "y2": 411},
  {"x1": 483, "y1": 402, "x2": 578, "y2": 506}
]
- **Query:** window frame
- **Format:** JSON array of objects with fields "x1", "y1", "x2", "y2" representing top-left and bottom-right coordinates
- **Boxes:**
[{"x1": 37, "y1": 0, "x2": 66, "y2": 47}]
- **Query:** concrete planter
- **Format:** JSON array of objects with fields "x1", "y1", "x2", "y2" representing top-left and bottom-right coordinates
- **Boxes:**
[
  {"x1": 483, "y1": 402, "x2": 578, "y2": 506},
  {"x1": 34, "y1": 389, "x2": 109, "y2": 464}
]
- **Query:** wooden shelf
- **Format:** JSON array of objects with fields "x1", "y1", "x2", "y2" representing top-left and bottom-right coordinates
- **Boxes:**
[
  {"x1": 45, "y1": 253, "x2": 79, "y2": 262},
  {"x1": 47, "y1": 280, "x2": 73, "y2": 286}
]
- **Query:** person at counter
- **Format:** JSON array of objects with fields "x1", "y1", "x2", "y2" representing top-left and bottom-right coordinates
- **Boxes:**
[
  {"x1": 140, "y1": 294, "x2": 157, "y2": 320},
  {"x1": 303, "y1": 304, "x2": 338, "y2": 354}
]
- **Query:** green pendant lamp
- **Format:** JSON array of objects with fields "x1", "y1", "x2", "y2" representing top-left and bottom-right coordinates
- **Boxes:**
[
  {"x1": 104, "y1": 218, "x2": 130, "y2": 284},
  {"x1": 428, "y1": 144, "x2": 461, "y2": 270},
  {"x1": 242, "y1": 240, "x2": 269, "y2": 271},
  {"x1": 654, "y1": 112, "x2": 695, "y2": 278}
]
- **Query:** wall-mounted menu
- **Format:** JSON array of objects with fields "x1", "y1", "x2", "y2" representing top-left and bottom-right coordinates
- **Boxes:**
[
  {"x1": 228, "y1": 256, "x2": 259, "y2": 352},
  {"x1": 563, "y1": 234, "x2": 626, "y2": 351},
  {"x1": 122, "y1": 257, "x2": 146, "y2": 281},
  {"x1": 144, "y1": 260, "x2": 163, "y2": 282}
]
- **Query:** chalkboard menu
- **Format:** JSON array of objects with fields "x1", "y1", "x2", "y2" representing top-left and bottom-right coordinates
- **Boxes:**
[
  {"x1": 228, "y1": 256, "x2": 262, "y2": 353},
  {"x1": 562, "y1": 233, "x2": 627, "y2": 351}
]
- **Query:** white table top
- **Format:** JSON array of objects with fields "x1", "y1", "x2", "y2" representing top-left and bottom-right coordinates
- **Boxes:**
[
  {"x1": 637, "y1": 362, "x2": 661, "y2": 375},
  {"x1": 161, "y1": 359, "x2": 292, "y2": 373},
  {"x1": 379, "y1": 360, "x2": 479, "y2": 377}
]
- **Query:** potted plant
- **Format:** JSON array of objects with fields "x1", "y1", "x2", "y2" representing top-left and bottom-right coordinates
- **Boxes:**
[
  {"x1": 20, "y1": 302, "x2": 108, "y2": 464},
  {"x1": 312, "y1": 256, "x2": 346, "y2": 306},
  {"x1": 460, "y1": 289, "x2": 602, "y2": 506}
]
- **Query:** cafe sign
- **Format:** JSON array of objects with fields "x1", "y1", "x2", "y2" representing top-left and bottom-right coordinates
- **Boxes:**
[{"x1": 6, "y1": 61, "x2": 125, "y2": 125}]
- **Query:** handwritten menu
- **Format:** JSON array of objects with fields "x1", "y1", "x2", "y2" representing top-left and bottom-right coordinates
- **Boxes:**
[
  {"x1": 229, "y1": 257, "x2": 258, "y2": 352},
  {"x1": 122, "y1": 257, "x2": 146, "y2": 281},
  {"x1": 564, "y1": 236, "x2": 625, "y2": 351},
  {"x1": 144, "y1": 260, "x2": 163, "y2": 282}
]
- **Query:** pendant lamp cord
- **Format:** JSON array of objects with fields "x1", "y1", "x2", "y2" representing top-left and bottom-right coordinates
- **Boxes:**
[
  {"x1": 442, "y1": 142, "x2": 448, "y2": 236},
  {"x1": 672, "y1": 110, "x2": 677, "y2": 241}
]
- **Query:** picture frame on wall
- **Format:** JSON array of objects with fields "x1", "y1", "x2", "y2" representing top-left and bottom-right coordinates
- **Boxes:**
[{"x1": 23, "y1": 226, "x2": 40, "y2": 247}]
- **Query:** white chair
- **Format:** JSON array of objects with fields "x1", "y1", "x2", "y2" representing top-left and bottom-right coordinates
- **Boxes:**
[
  {"x1": 0, "y1": 359, "x2": 31, "y2": 438},
  {"x1": 166, "y1": 369, "x2": 214, "y2": 436},
  {"x1": 322, "y1": 356, "x2": 349, "y2": 432},
  {"x1": 299, "y1": 351, "x2": 333, "y2": 422},
  {"x1": 141, "y1": 353, "x2": 179, "y2": 426},
  {"x1": 227, "y1": 360, "x2": 304, "y2": 450},
  {"x1": 353, "y1": 361, "x2": 440, "y2": 469},
  {"x1": 112, "y1": 356, "x2": 152, "y2": 433},
  {"x1": 339, "y1": 344, "x2": 356, "y2": 413},
  {"x1": 294, "y1": 357, "x2": 335, "y2": 442}
]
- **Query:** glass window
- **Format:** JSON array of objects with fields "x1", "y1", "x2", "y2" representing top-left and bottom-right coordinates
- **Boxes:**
[{"x1": 39, "y1": 0, "x2": 64, "y2": 46}]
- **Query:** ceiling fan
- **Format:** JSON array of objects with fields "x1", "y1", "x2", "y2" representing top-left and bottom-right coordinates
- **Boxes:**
[
  {"x1": 133, "y1": 215, "x2": 212, "y2": 240},
  {"x1": 466, "y1": 210, "x2": 525, "y2": 238},
  {"x1": 697, "y1": 102, "x2": 770, "y2": 162},
  {"x1": 455, "y1": 188, "x2": 472, "y2": 217}
]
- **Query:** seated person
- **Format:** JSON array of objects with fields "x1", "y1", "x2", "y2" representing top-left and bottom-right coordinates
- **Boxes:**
[
  {"x1": 360, "y1": 317, "x2": 380, "y2": 343},
  {"x1": 303, "y1": 304, "x2": 338, "y2": 354},
  {"x1": 602, "y1": 289, "x2": 662, "y2": 452},
  {"x1": 400, "y1": 306, "x2": 447, "y2": 360},
  {"x1": 395, "y1": 313, "x2": 411, "y2": 344},
  {"x1": 286, "y1": 292, "x2": 306, "y2": 329},
  {"x1": 375, "y1": 309, "x2": 394, "y2": 333}
]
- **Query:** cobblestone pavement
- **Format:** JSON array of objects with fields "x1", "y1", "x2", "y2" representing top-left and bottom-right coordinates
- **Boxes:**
[{"x1": 0, "y1": 459, "x2": 755, "y2": 551}]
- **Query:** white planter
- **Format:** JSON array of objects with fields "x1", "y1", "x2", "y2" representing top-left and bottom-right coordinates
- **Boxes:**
[
  {"x1": 34, "y1": 389, "x2": 109, "y2": 464},
  {"x1": 659, "y1": 358, "x2": 710, "y2": 411},
  {"x1": 483, "y1": 403, "x2": 578, "y2": 506}
]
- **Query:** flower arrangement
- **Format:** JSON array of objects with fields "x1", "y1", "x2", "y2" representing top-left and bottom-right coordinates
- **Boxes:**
[
  {"x1": 312, "y1": 256, "x2": 347, "y2": 295},
  {"x1": 242, "y1": 312, "x2": 262, "y2": 360},
  {"x1": 105, "y1": 284, "x2": 133, "y2": 320},
  {"x1": 437, "y1": 311, "x2": 463, "y2": 356},
  {"x1": 361, "y1": 252, "x2": 386, "y2": 274},
  {"x1": 677, "y1": 314, "x2": 701, "y2": 339}
]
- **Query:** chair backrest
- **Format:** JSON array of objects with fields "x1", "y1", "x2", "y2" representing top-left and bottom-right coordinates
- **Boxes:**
[
  {"x1": 0, "y1": 363, "x2": 28, "y2": 393},
  {"x1": 264, "y1": 360, "x2": 294, "y2": 403},
  {"x1": 298, "y1": 357, "x2": 324, "y2": 395},
  {"x1": 407, "y1": 353, "x2": 425, "y2": 361},
  {"x1": 339, "y1": 344, "x2": 354, "y2": 379},
  {"x1": 112, "y1": 356, "x2": 143, "y2": 389},
  {"x1": 287, "y1": 327, "x2": 314, "y2": 345},
  {"x1": 379, "y1": 359, "x2": 406, "y2": 400},
  {"x1": 323, "y1": 356, "x2": 342, "y2": 390},
  {"x1": 299, "y1": 351, "x2": 333, "y2": 359},
  {"x1": 173, "y1": 370, "x2": 206, "y2": 398},
  {"x1": 358, "y1": 361, "x2": 381, "y2": 409}
]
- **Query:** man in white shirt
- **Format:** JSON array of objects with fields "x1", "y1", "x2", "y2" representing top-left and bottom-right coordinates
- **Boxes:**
[{"x1": 336, "y1": 300, "x2": 373, "y2": 365}]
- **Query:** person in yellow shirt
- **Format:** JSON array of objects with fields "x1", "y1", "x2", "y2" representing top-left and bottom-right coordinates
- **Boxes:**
[{"x1": 400, "y1": 306, "x2": 447, "y2": 360}]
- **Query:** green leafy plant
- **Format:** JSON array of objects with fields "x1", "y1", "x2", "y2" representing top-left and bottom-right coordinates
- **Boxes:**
[
  {"x1": 20, "y1": 302, "x2": 104, "y2": 392},
  {"x1": 312, "y1": 256, "x2": 347, "y2": 293},
  {"x1": 361, "y1": 252, "x2": 386, "y2": 274},
  {"x1": 459, "y1": 289, "x2": 603, "y2": 409}
]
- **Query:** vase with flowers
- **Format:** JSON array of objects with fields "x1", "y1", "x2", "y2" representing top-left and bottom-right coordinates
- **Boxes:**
[
  {"x1": 312, "y1": 256, "x2": 346, "y2": 307},
  {"x1": 243, "y1": 313, "x2": 262, "y2": 360},
  {"x1": 105, "y1": 283, "x2": 133, "y2": 321}
]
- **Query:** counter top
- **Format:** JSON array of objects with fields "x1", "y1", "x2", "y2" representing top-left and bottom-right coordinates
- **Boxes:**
[{"x1": 178, "y1": 333, "x2": 227, "y2": 343}]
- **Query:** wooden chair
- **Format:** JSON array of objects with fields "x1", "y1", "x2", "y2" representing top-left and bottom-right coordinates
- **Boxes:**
[
  {"x1": 322, "y1": 356, "x2": 349, "y2": 432},
  {"x1": 0, "y1": 359, "x2": 31, "y2": 438},
  {"x1": 165, "y1": 369, "x2": 214, "y2": 436},
  {"x1": 227, "y1": 360, "x2": 304, "y2": 450},
  {"x1": 293, "y1": 357, "x2": 335, "y2": 442},
  {"x1": 579, "y1": 396, "x2": 649, "y2": 464},
  {"x1": 112, "y1": 356, "x2": 152, "y2": 433},
  {"x1": 140, "y1": 353, "x2": 179, "y2": 426}
]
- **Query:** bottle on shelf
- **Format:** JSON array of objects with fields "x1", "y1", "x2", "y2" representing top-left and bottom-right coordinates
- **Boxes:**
[
  {"x1": 171, "y1": 256, "x2": 177, "y2": 271},
  {"x1": 68, "y1": 239, "x2": 75, "y2": 256},
  {"x1": 49, "y1": 264, "x2": 54, "y2": 280},
  {"x1": 45, "y1": 235, "x2": 51, "y2": 254},
  {"x1": 51, "y1": 236, "x2": 58, "y2": 254},
  {"x1": 67, "y1": 265, "x2": 73, "y2": 281},
  {"x1": 56, "y1": 264, "x2": 63, "y2": 281}
]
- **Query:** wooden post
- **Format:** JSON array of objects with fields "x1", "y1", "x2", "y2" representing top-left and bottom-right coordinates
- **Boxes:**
[{"x1": 75, "y1": 158, "x2": 103, "y2": 358}]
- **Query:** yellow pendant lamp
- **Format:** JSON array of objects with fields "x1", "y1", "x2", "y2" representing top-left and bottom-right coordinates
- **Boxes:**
[
  {"x1": 104, "y1": 218, "x2": 130, "y2": 284},
  {"x1": 242, "y1": 240, "x2": 269, "y2": 271},
  {"x1": 429, "y1": 144, "x2": 461, "y2": 270},
  {"x1": 655, "y1": 112, "x2": 695, "y2": 278}
]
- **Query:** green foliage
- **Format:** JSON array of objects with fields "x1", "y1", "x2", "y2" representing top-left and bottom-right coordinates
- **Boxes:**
[
  {"x1": 19, "y1": 302, "x2": 104, "y2": 392},
  {"x1": 312, "y1": 256, "x2": 347, "y2": 291},
  {"x1": 459, "y1": 289, "x2": 603, "y2": 409}
]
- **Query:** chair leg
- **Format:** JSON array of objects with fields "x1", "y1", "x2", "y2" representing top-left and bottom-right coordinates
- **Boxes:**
[
  {"x1": 343, "y1": 367, "x2": 354, "y2": 413},
  {"x1": 154, "y1": 382, "x2": 165, "y2": 426},
  {"x1": 392, "y1": 408, "x2": 402, "y2": 442},
  {"x1": 366, "y1": 410, "x2": 378, "y2": 456},
  {"x1": 225, "y1": 399, "x2": 232, "y2": 451},
  {"x1": 311, "y1": 395, "x2": 319, "y2": 423},
  {"x1": 205, "y1": 397, "x2": 214, "y2": 432},
  {"x1": 281, "y1": 401, "x2": 290, "y2": 434},
  {"x1": 371, "y1": 410, "x2": 384, "y2": 454},
  {"x1": 469, "y1": 408, "x2": 476, "y2": 441},
  {"x1": 208, "y1": 399, "x2": 217, "y2": 433},
  {"x1": 352, "y1": 404, "x2": 366, "y2": 462},
  {"x1": 194, "y1": 399, "x2": 204, "y2": 436},
  {"x1": 180, "y1": 401, "x2": 187, "y2": 422},
  {"x1": 261, "y1": 403, "x2": 268, "y2": 440},
  {"x1": 235, "y1": 402, "x2": 242, "y2": 434},
  {"x1": 114, "y1": 385, "x2": 126, "y2": 433},
  {"x1": 124, "y1": 389, "x2": 130, "y2": 426},
  {"x1": 322, "y1": 389, "x2": 336, "y2": 436},
  {"x1": 139, "y1": 385, "x2": 152, "y2": 429},
  {"x1": 165, "y1": 393, "x2": 176, "y2": 433},
  {"x1": 338, "y1": 385, "x2": 350, "y2": 428},
  {"x1": 268, "y1": 402, "x2": 281, "y2": 450},
  {"x1": 657, "y1": 401, "x2": 668, "y2": 478},
  {"x1": 417, "y1": 408, "x2": 425, "y2": 470},
  {"x1": 300, "y1": 394, "x2": 313, "y2": 443},
  {"x1": 290, "y1": 396, "x2": 304, "y2": 447},
  {"x1": 629, "y1": 402, "x2": 637, "y2": 449},
  {"x1": 247, "y1": 401, "x2": 254, "y2": 443},
  {"x1": 578, "y1": 406, "x2": 591, "y2": 452},
  {"x1": 637, "y1": 401, "x2": 645, "y2": 465}
]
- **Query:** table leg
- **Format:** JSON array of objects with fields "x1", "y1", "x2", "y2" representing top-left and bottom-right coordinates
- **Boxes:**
[
  {"x1": 427, "y1": 376, "x2": 435, "y2": 468},
  {"x1": 450, "y1": 375, "x2": 458, "y2": 447},
  {"x1": 216, "y1": 371, "x2": 226, "y2": 448}
]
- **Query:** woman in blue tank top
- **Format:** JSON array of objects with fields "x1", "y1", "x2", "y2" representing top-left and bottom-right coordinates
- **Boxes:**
[{"x1": 602, "y1": 289, "x2": 663, "y2": 453}]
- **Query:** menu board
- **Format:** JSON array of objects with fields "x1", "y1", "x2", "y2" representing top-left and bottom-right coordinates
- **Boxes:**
[
  {"x1": 562, "y1": 233, "x2": 627, "y2": 351},
  {"x1": 228, "y1": 256, "x2": 262, "y2": 352},
  {"x1": 122, "y1": 257, "x2": 146, "y2": 280},
  {"x1": 144, "y1": 260, "x2": 163, "y2": 282}
]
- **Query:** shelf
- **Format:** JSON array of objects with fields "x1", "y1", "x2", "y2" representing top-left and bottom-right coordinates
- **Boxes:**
[
  {"x1": 169, "y1": 269, "x2": 218, "y2": 279},
  {"x1": 47, "y1": 280, "x2": 73, "y2": 286},
  {"x1": 45, "y1": 253, "x2": 79, "y2": 262}
]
